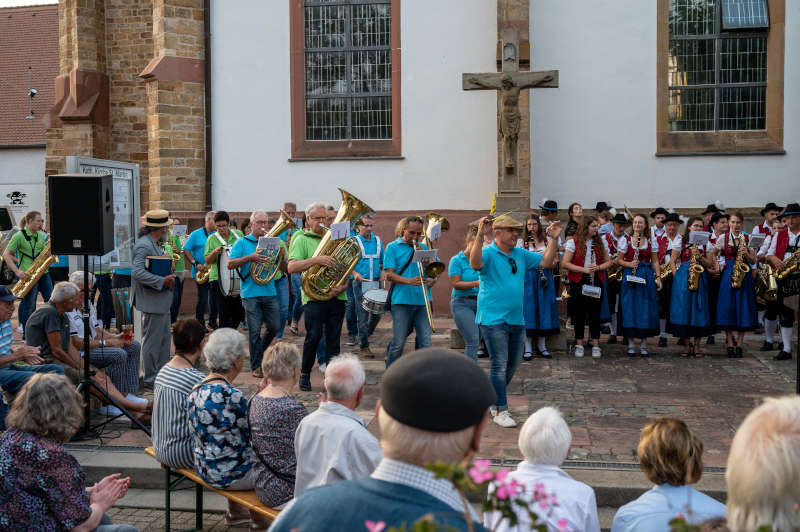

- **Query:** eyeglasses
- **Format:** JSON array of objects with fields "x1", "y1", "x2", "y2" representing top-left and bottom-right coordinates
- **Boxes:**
[
  {"x1": 361, "y1": 224, "x2": 374, "y2": 228},
  {"x1": 509, "y1": 257, "x2": 517, "y2": 274},
  {"x1": 308, "y1": 216, "x2": 325, "y2": 221}
]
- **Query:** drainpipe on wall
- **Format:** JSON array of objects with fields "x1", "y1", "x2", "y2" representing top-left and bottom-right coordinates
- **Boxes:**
[{"x1": 203, "y1": 0, "x2": 212, "y2": 212}]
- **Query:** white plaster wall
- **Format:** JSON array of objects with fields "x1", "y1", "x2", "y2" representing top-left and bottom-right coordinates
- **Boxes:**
[
  {"x1": 211, "y1": 0, "x2": 498, "y2": 212},
  {"x1": 0, "y1": 148, "x2": 45, "y2": 184},
  {"x1": 530, "y1": 0, "x2": 800, "y2": 208}
]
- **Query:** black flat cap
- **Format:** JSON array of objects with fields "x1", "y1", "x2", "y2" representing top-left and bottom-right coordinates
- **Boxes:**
[
  {"x1": 540, "y1": 200, "x2": 558, "y2": 212},
  {"x1": 611, "y1": 213, "x2": 631, "y2": 225},
  {"x1": 595, "y1": 201, "x2": 611, "y2": 212},
  {"x1": 381, "y1": 348, "x2": 496, "y2": 432},
  {"x1": 664, "y1": 213, "x2": 683, "y2": 224},
  {"x1": 650, "y1": 207, "x2": 669, "y2": 218},
  {"x1": 760, "y1": 202, "x2": 782, "y2": 215},
  {"x1": 702, "y1": 203, "x2": 721, "y2": 215}
]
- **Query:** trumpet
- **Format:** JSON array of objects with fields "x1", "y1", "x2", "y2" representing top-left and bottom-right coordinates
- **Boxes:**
[{"x1": 414, "y1": 241, "x2": 436, "y2": 333}]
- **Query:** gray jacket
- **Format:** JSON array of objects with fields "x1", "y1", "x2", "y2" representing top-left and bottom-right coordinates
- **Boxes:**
[{"x1": 132, "y1": 233, "x2": 172, "y2": 314}]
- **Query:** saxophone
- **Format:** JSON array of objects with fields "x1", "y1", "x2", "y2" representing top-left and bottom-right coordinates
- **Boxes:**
[
  {"x1": 774, "y1": 249, "x2": 800, "y2": 281},
  {"x1": 730, "y1": 233, "x2": 750, "y2": 289},
  {"x1": 756, "y1": 263, "x2": 778, "y2": 302},
  {"x1": 11, "y1": 239, "x2": 58, "y2": 298},
  {"x1": 251, "y1": 210, "x2": 298, "y2": 285},
  {"x1": 301, "y1": 188, "x2": 373, "y2": 301},
  {"x1": 687, "y1": 243, "x2": 704, "y2": 292}
]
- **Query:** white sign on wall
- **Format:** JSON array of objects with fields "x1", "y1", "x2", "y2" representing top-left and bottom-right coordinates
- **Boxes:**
[{"x1": 0, "y1": 184, "x2": 46, "y2": 227}]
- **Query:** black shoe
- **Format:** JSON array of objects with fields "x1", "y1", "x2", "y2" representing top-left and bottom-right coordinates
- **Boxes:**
[
  {"x1": 539, "y1": 350, "x2": 552, "y2": 359},
  {"x1": 677, "y1": 338, "x2": 687, "y2": 346},
  {"x1": 207, "y1": 320, "x2": 219, "y2": 330},
  {"x1": 658, "y1": 337, "x2": 667, "y2": 347},
  {"x1": 299, "y1": 374, "x2": 311, "y2": 391},
  {"x1": 727, "y1": 347, "x2": 735, "y2": 358},
  {"x1": 523, "y1": 351, "x2": 533, "y2": 361},
  {"x1": 707, "y1": 335, "x2": 715, "y2": 345},
  {"x1": 760, "y1": 341, "x2": 774, "y2": 352},
  {"x1": 600, "y1": 324, "x2": 611, "y2": 335},
  {"x1": 735, "y1": 346, "x2": 743, "y2": 358},
  {"x1": 774, "y1": 351, "x2": 792, "y2": 361},
  {"x1": 607, "y1": 336, "x2": 617, "y2": 344}
]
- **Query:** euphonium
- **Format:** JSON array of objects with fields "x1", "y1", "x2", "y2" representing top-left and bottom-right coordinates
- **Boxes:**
[
  {"x1": 775, "y1": 249, "x2": 800, "y2": 280},
  {"x1": 687, "y1": 244, "x2": 704, "y2": 292},
  {"x1": 251, "y1": 210, "x2": 298, "y2": 285},
  {"x1": 301, "y1": 189, "x2": 373, "y2": 301},
  {"x1": 730, "y1": 234, "x2": 750, "y2": 289},
  {"x1": 11, "y1": 239, "x2": 58, "y2": 299}
]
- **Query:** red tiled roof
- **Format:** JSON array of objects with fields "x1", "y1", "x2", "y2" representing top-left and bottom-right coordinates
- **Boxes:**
[{"x1": 0, "y1": 4, "x2": 58, "y2": 146}]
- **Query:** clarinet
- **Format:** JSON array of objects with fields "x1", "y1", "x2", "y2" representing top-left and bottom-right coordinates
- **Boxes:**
[
  {"x1": 631, "y1": 234, "x2": 641, "y2": 279},
  {"x1": 589, "y1": 245, "x2": 596, "y2": 286}
]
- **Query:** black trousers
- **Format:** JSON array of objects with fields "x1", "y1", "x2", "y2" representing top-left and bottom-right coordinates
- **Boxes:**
[
  {"x1": 570, "y1": 281, "x2": 602, "y2": 340},
  {"x1": 765, "y1": 298, "x2": 795, "y2": 327},
  {"x1": 195, "y1": 280, "x2": 219, "y2": 324},
  {"x1": 301, "y1": 299, "x2": 346, "y2": 375},
  {"x1": 210, "y1": 280, "x2": 243, "y2": 329}
]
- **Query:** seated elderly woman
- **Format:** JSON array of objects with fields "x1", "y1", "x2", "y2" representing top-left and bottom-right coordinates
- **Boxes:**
[
  {"x1": 249, "y1": 342, "x2": 308, "y2": 508},
  {"x1": 67, "y1": 271, "x2": 145, "y2": 416},
  {"x1": 187, "y1": 328, "x2": 267, "y2": 529},
  {"x1": 611, "y1": 418, "x2": 725, "y2": 532},
  {"x1": 484, "y1": 406, "x2": 600, "y2": 532},
  {"x1": 0, "y1": 373, "x2": 137, "y2": 531},
  {"x1": 698, "y1": 395, "x2": 800, "y2": 532},
  {"x1": 152, "y1": 318, "x2": 206, "y2": 468}
]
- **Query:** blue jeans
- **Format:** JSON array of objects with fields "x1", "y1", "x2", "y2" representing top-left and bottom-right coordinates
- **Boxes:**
[
  {"x1": 242, "y1": 296, "x2": 281, "y2": 371},
  {"x1": 290, "y1": 273, "x2": 304, "y2": 323},
  {"x1": 170, "y1": 276, "x2": 184, "y2": 323},
  {"x1": 95, "y1": 273, "x2": 114, "y2": 328},
  {"x1": 451, "y1": 297, "x2": 479, "y2": 361},
  {"x1": 480, "y1": 323, "x2": 525, "y2": 410},
  {"x1": 352, "y1": 280, "x2": 381, "y2": 348},
  {"x1": 274, "y1": 276, "x2": 289, "y2": 339},
  {"x1": 386, "y1": 304, "x2": 432, "y2": 367},
  {"x1": 19, "y1": 273, "x2": 53, "y2": 335},
  {"x1": 0, "y1": 364, "x2": 64, "y2": 393},
  {"x1": 344, "y1": 280, "x2": 358, "y2": 337}
]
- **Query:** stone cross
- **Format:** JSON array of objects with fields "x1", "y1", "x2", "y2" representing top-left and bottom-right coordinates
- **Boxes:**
[{"x1": 462, "y1": 29, "x2": 558, "y2": 199}]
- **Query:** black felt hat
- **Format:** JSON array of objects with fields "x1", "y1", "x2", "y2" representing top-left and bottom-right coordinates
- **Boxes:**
[
  {"x1": 540, "y1": 200, "x2": 558, "y2": 212},
  {"x1": 710, "y1": 211, "x2": 730, "y2": 226},
  {"x1": 650, "y1": 207, "x2": 669, "y2": 218},
  {"x1": 611, "y1": 213, "x2": 631, "y2": 225},
  {"x1": 381, "y1": 348, "x2": 496, "y2": 432},
  {"x1": 702, "y1": 204, "x2": 721, "y2": 215},
  {"x1": 760, "y1": 202, "x2": 783, "y2": 216},
  {"x1": 664, "y1": 213, "x2": 683, "y2": 224},
  {"x1": 595, "y1": 201, "x2": 611, "y2": 212},
  {"x1": 781, "y1": 203, "x2": 800, "y2": 217}
]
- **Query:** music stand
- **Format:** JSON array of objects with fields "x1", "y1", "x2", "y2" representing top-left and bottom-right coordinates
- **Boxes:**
[{"x1": 74, "y1": 254, "x2": 151, "y2": 439}]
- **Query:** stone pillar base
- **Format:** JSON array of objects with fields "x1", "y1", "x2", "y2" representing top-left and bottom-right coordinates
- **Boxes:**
[{"x1": 494, "y1": 194, "x2": 529, "y2": 222}]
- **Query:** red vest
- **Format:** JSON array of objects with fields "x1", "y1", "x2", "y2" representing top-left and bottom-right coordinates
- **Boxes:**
[
  {"x1": 772, "y1": 228, "x2": 800, "y2": 259},
  {"x1": 624, "y1": 236, "x2": 653, "y2": 263},
  {"x1": 655, "y1": 234, "x2": 672, "y2": 264},
  {"x1": 756, "y1": 221, "x2": 772, "y2": 236},
  {"x1": 722, "y1": 231, "x2": 749, "y2": 260},
  {"x1": 568, "y1": 237, "x2": 607, "y2": 283}
]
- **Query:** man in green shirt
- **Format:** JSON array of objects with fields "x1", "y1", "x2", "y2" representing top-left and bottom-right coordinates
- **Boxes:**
[
  {"x1": 165, "y1": 219, "x2": 186, "y2": 323},
  {"x1": 203, "y1": 211, "x2": 244, "y2": 329},
  {"x1": 2, "y1": 210, "x2": 53, "y2": 336},
  {"x1": 288, "y1": 202, "x2": 347, "y2": 391}
]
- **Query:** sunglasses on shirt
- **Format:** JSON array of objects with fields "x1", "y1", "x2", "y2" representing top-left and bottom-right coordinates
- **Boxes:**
[{"x1": 509, "y1": 257, "x2": 517, "y2": 274}]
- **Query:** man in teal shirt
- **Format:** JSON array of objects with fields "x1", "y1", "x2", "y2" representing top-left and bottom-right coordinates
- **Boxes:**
[
  {"x1": 288, "y1": 202, "x2": 346, "y2": 391},
  {"x1": 470, "y1": 215, "x2": 562, "y2": 428}
]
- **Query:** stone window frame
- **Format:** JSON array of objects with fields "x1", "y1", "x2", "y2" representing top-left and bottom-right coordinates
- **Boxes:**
[
  {"x1": 289, "y1": 0, "x2": 402, "y2": 160},
  {"x1": 656, "y1": 0, "x2": 786, "y2": 156}
]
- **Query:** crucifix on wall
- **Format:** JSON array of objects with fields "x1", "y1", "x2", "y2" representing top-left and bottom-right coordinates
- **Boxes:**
[{"x1": 463, "y1": 29, "x2": 558, "y2": 203}]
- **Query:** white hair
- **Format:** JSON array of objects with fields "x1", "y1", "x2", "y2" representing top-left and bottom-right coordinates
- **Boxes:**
[
  {"x1": 50, "y1": 281, "x2": 79, "y2": 304},
  {"x1": 203, "y1": 328, "x2": 246, "y2": 373},
  {"x1": 305, "y1": 202, "x2": 327, "y2": 217},
  {"x1": 378, "y1": 406, "x2": 475, "y2": 466},
  {"x1": 726, "y1": 396, "x2": 800, "y2": 532},
  {"x1": 518, "y1": 407, "x2": 571, "y2": 466},
  {"x1": 250, "y1": 210, "x2": 268, "y2": 223},
  {"x1": 68, "y1": 271, "x2": 95, "y2": 288},
  {"x1": 324, "y1": 354, "x2": 365, "y2": 400}
]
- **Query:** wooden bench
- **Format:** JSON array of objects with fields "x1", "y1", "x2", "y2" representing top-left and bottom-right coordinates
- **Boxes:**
[{"x1": 144, "y1": 446, "x2": 280, "y2": 531}]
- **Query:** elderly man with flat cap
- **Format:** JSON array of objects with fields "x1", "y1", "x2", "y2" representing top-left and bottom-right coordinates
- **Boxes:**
[
  {"x1": 132, "y1": 209, "x2": 177, "y2": 388},
  {"x1": 270, "y1": 348, "x2": 495, "y2": 532},
  {"x1": 470, "y1": 215, "x2": 562, "y2": 428}
]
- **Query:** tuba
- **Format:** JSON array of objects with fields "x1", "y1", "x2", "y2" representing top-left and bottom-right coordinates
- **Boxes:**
[
  {"x1": 251, "y1": 210, "x2": 298, "y2": 285},
  {"x1": 301, "y1": 189, "x2": 373, "y2": 301},
  {"x1": 12, "y1": 239, "x2": 58, "y2": 298},
  {"x1": 730, "y1": 234, "x2": 750, "y2": 289},
  {"x1": 421, "y1": 212, "x2": 449, "y2": 278}
]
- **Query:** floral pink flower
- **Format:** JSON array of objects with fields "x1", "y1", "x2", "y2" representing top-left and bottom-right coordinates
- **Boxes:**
[
  {"x1": 557, "y1": 518, "x2": 569, "y2": 532},
  {"x1": 469, "y1": 459, "x2": 494, "y2": 484},
  {"x1": 364, "y1": 520, "x2": 386, "y2": 532}
]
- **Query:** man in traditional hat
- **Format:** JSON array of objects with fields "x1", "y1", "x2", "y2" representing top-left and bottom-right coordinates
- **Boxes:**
[
  {"x1": 766, "y1": 202, "x2": 800, "y2": 361},
  {"x1": 270, "y1": 348, "x2": 495, "y2": 532},
  {"x1": 132, "y1": 209, "x2": 177, "y2": 388},
  {"x1": 470, "y1": 215, "x2": 562, "y2": 428},
  {"x1": 656, "y1": 213, "x2": 683, "y2": 347},
  {"x1": 604, "y1": 212, "x2": 632, "y2": 343},
  {"x1": 650, "y1": 207, "x2": 669, "y2": 239},
  {"x1": 752, "y1": 202, "x2": 782, "y2": 238},
  {"x1": 701, "y1": 204, "x2": 722, "y2": 232},
  {"x1": 540, "y1": 199, "x2": 560, "y2": 226}
]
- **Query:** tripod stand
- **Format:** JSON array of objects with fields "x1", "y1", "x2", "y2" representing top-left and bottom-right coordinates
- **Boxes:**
[{"x1": 74, "y1": 254, "x2": 151, "y2": 438}]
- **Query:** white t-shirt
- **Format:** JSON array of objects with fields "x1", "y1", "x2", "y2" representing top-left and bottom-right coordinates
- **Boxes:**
[
  {"x1": 617, "y1": 235, "x2": 654, "y2": 255},
  {"x1": 767, "y1": 229, "x2": 800, "y2": 260},
  {"x1": 564, "y1": 239, "x2": 609, "y2": 263},
  {"x1": 758, "y1": 234, "x2": 773, "y2": 257}
]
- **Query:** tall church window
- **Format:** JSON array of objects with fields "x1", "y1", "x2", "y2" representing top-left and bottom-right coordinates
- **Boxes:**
[
  {"x1": 656, "y1": 0, "x2": 784, "y2": 155},
  {"x1": 290, "y1": 0, "x2": 401, "y2": 159}
]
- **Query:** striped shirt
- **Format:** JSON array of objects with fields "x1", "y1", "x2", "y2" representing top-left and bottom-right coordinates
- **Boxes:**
[
  {"x1": 0, "y1": 320, "x2": 12, "y2": 357},
  {"x1": 152, "y1": 363, "x2": 205, "y2": 469}
]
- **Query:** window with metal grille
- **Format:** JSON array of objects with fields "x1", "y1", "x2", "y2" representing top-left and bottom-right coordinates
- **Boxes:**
[
  {"x1": 667, "y1": 0, "x2": 768, "y2": 132},
  {"x1": 304, "y1": 0, "x2": 392, "y2": 141}
]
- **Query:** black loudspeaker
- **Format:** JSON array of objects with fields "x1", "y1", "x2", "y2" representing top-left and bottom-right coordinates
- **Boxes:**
[{"x1": 48, "y1": 173, "x2": 115, "y2": 255}]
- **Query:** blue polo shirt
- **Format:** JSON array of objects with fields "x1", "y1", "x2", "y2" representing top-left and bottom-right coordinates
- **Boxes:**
[
  {"x1": 184, "y1": 227, "x2": 211, "y2": 278},
  {"x1": 384, "y1": 238, "x2": 433, "y2": 306},
  {"x1": 229, "y1": 234, "x2": 277, "y2": 298},
  {"x1": 476, "y1": 242, "x2": 542, "y2": 326},
  {"x1": 352, "y1": 233, "x2": 384, "y2": 281},
  {"x1": 448, "y1": 251, "x2": 479, "y2": 298}
]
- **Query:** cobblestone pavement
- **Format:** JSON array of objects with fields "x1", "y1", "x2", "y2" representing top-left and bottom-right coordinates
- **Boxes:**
[{"x1": 106, "y1": 507, "x2": 227, "y2": 531}]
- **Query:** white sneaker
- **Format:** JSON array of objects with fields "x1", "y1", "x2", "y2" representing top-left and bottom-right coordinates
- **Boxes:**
[
  {"x1": 489, "y1": 406, "x2": 498, "y2": 418},
  {"x1": 492, "y1": 410, "x2": 518, "y2": 428},
  {"x1": 319, "y1": 363, "x2": 327, "y2": 374},
  {"x1": 591, "y1": 346, "x2": 602, "y2": 358},
  {"x1": 574, "y1": 345, "x2": 585, "y2": 358},
  {"x1": 98, "y1": 405, "x2": 123, "y2": 416}
]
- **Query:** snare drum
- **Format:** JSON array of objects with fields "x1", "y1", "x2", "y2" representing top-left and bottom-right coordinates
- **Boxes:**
[
  {"x1": 218, "y1": 247, "x2": 241, "y2": 297},
  {"x1": 362, "y1": 288, "x2": 388, "y2": 315}
]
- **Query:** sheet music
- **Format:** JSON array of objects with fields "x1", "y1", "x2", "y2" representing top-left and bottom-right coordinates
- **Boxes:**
[
  {"x1": 172, "y1": 224, "x2": 187, "y2": 237},
  {"x1": 330, "y1": 222, "x2": 350, "y2": 241},
  {"x1": 258, "y1": 236, "x2": 280, "y2": 250},
  {"x1": 689, "y1": 231, "x2": 709, "y2": 246},
  {"x1": 748, "y1": 234, "x2": 765, "y2": 249},
  {"x1": 427, "y1": 222, "x2": 442, "y2": 241},
  {"x1": 412, "y1": 249, "x2": 437, "y2": 263}
]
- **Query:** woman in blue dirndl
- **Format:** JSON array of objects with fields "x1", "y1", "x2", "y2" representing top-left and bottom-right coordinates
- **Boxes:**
[
  {"x1": 670, "y1": 217, "x2": 717, "y2": 357},
  {"x1": 520, "y1": 215, "x2": 559, "y2": 359},
  {"x1": 617, "y1": 214, "x2": 663, "y2": 357},
  {"x1": 715, "y1": 212, "x2": 757, "y2": 358}
]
